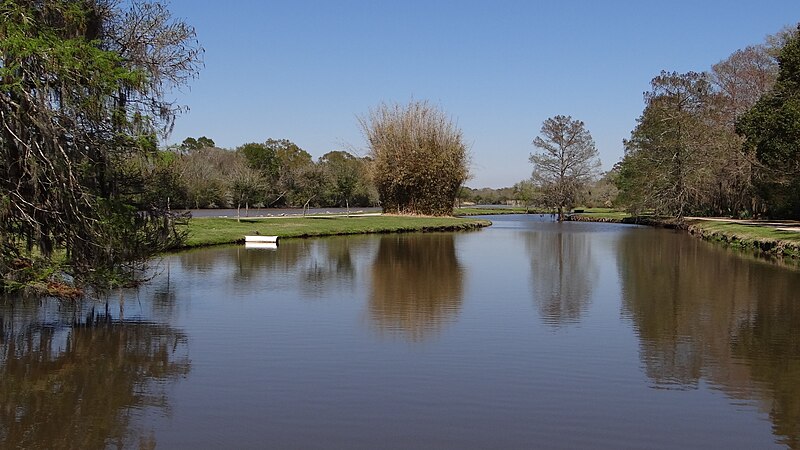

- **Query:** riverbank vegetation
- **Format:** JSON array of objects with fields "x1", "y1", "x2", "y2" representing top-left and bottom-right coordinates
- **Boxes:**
[
  {"x1": 570, "y1": 209, "x2": 800, "y2": 260},
  {"x1": 615, "y1": 26, "x2": 799, "y2": 220},
  {"x1": 1, "y1": 0, "x2": 201, "y2": 293}
]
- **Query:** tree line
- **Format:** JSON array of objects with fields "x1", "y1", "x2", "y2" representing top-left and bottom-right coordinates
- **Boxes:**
[
  {"x1": 513, "y1": 25, "x2": 800, "y2": 221},
  {"x1": 615, "y1": 25, "x2": 799, "y2": 220},
  {"x1": 148, "y1": 137, "x2": 378, "y2": 215}
]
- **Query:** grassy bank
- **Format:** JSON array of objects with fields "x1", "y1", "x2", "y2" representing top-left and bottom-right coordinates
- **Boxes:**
[
  {"x1": 569, "y1": 208, "x2": 632, "y2": 222},
  {"x1": 570, "y1": 209, "x2": 800, "y2": 260},
  {"x1": 685, "y1": 220, "x2": 800, "y2": 259},
  {"x1": 182, "y1": 215, "x2": 492, "y2": 248}
]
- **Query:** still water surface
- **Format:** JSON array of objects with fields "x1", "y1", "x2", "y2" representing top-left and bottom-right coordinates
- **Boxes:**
[{"x1": 2, "y1": 215, "x2": 800, "y2": 449}]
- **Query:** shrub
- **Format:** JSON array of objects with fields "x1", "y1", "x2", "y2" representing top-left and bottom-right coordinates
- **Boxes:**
[{"x1": 359, "y1": 101, "x2": 469, "y2": 216}]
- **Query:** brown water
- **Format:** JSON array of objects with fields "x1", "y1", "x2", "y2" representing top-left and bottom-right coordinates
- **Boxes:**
[{"x1": 2, "y1": 215, "x2": 799, "y2": 449}]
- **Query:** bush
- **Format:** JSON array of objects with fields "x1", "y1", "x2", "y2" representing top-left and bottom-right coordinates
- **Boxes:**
[{"x1": 359, "y1": 101, "x2": 469, "y2": 216}]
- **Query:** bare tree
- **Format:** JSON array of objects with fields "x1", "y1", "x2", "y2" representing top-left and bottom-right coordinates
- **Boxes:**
[
  {"x1": 529, "y1": 115, "x2": 601, "y2": 221},
  {"x1": 708, "y1": 44, "x2": 779, "y2": 216}
]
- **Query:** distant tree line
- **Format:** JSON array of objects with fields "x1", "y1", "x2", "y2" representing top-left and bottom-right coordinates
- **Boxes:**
[
  {"x1": 147, "y1": 137, "x2": 378, "y2": 213},
  {"x1": 616, "y1": 25, "x2": 800, "y2": 220}
]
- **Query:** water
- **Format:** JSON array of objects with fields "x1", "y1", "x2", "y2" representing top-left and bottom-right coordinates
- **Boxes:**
[{"x1": 2, "y1": 215, "x2": 799, "y2": 449}]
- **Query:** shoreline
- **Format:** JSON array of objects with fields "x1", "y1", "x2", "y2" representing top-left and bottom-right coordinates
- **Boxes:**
[
  {"x1": 569, "y1": 213, "x2": 800, "y2": 261},
  {"x1": 178, "y1": 215, "x2": 493, "y2": 250}
]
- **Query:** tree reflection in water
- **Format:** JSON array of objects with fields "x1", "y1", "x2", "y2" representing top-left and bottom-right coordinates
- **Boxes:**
[
  {"x1": 617, "y1": 229, "x2": 800, "y2": 448},
  {"x1": 369, "y1": 234, "x2": 463, "y2": 341},
  {"x1": 0, "y1": 300, "x2": 189, "y2": 449},
  {"x1": 525, "y1": 226, "x2": 597, "y2": 326}
]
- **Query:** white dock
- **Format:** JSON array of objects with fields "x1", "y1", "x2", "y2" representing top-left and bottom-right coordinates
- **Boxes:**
[{"x1": 244, "y1": 235, "x2": 279, "y2": 249}]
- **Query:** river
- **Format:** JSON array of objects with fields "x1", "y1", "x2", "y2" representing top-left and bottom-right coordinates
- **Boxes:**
[{"x1": 2, "y1": 215, "x2": 799, "y2": 449}]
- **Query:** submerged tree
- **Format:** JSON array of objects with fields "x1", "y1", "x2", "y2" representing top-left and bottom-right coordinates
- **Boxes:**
[
  {"x1": 359, "y1": 100, "x2": 470, "y2": 216},
  {"x1": 529, "y1": 115, "x2": 600, "y2": 221},
  {"x1": 0, "y1": 0, "x2": 202, "y2": 291}
]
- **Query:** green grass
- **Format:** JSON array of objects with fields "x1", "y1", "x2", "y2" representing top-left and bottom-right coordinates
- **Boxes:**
[
  {"x1": 182, "y1": 215, "x2": 492, "y2": 248},
  {"x1": 687, "y1": 219, "x2": 800, "y2": 244},
  {"x1": 572, "y1": 208, "x2": 632, "y2": 221},
  {"x1": 684, "y1": 219, "x2": 800, "y2": 260}
]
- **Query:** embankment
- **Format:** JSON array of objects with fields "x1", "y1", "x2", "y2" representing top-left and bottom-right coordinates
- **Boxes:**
[{"x1": 570, "y1": 213, "x2": 800, "y2": 260}]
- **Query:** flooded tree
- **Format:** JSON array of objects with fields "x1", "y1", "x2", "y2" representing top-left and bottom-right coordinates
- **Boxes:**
[{"x1": 529, "y1": 115, "x2": 600, "y2": 221}]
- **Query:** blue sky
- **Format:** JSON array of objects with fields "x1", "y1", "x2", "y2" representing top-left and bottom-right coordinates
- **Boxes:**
[{"x1": 165, "y1": 1, "x2": 800, "y2": 188}]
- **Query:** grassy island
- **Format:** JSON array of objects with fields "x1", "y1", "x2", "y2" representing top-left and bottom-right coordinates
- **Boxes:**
[{"x1": 182, "y1": 215, "x2": 492, "y2": 248}]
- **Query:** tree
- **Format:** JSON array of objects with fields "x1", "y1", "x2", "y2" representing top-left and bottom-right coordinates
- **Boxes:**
[
  {"x1": 0, "y1": 0, "x2": 201, "y2": 291},
  {"x1": 266, "y1": 139, "x2": 313, "y2": 207},
  {"x1": 513, "y1": 180, "x2": 537, "y2": 212},
  {"x1": 617, "y1": 72, "x2": 720, "y2": 219},
  {"x1": 359, "y1": 100, "x2": 470, "y2": 216},
  {"x1": 738, "y1": 26, "x2": 800, "y2": 219},
  {"x1": 708, "y1": 44, "x2": 778, "y2": 216},
  {"x1": 228, "y1": 159, "x2": 265, "y2": 221},
  {"x1": 295, "y1": 164, "x2": 325, "y2": 216},
  {"x1": 180, "y1": 136, "x2": 215, "y2": 152},
  {"x1": 529, "y1": 115, "x2": 600, "y2": 221},
  {"x1": 239, "y1": 141, "x2": 279, "y2": 181},
  {"x1": 319, "y1": 151, "x2": 363, "y2": 214},
  {"x1": 174, "y1": 147, "x2": 231, "y2": 208}
]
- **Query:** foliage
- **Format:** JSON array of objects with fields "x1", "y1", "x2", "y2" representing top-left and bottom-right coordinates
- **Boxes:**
[
  {"x1": 513, "y1": 180, "x2": 537, "y2": 212},
  {"x1": 360, "y1": 100, "x2": 470, "y2": 216},
  {"x1": 0, "y1": 0, "x2": 201, "y2": 291},
  {"x1": 617, "y1": 72, "x2": 725, "y2": 219},
  {"x1": 318, "y1": 151, "x2": 373, "y2": 210},
  {"x1": 180, "y1": 136, "x2": 215, "y2": 152},
  {"x1": 614, "y1": 28, "x2": 785, "y2": 220},
  {"x1": 529, "y1": 115, "x2": 600, "y2": 220},
  {"x1": 228, "y1": 157, "x2": 265, "y2": 219},
  {"x1": 584, "y1": 170, "x2": 619, "y2": 208},
  {"x1": 239, "y1": 141, "x2": 279, "y2": 180},
  {"x1": 737, "y1": 26, "x2": 800, "y2": 219},
  {"x1": 458, "y1": 186, "x2": 516, "y2": 205}
]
